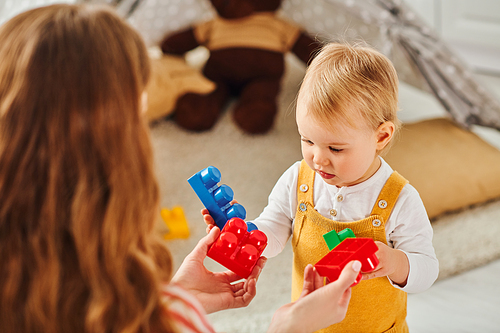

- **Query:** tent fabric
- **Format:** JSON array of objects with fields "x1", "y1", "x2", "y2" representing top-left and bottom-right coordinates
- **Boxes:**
[{"x1": 313, "y1": 0, "x2": 500, "y2": 131}]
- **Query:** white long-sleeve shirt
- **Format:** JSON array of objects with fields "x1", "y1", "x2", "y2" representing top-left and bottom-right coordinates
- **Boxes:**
[{"x1": 252, "y1": 158, "x2": 439, "y2": 293}]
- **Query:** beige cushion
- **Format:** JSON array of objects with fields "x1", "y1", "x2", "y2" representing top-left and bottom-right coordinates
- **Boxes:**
[
  {"x1": 384, "y1": 118, "x2": 500, "y2": 219},
  {"x1": 144, "y1": 55, "x2": 215, "y2": 122}
]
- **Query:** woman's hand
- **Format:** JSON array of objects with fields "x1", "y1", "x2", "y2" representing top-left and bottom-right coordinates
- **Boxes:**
[
  {"x1": 268, "y1": 261, "x2": 361, "y2": 333},
  {"x1": 361, "y1": 241, "x2": 409, "y2": 287},
  {"x1": 171, "y1": 227, "x2": 267, "y2": 314}
]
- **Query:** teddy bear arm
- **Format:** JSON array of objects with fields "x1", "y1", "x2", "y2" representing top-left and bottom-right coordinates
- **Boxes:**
[
  {"x1": 160, "y1": 28, "x2": 200, "y2": 55},
  {"x1": 291, "y1": 32, "x2": 322, "y2": 64}
]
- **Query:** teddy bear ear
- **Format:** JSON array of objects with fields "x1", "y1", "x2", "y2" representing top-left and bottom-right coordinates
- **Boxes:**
[{"x1": 253, "y1": 0, "x2": 282, "y2": 12}]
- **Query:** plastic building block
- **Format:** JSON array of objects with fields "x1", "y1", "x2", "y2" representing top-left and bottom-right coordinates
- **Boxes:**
[
  {"x1": 161, "y1": 206, "x2": 190, "y2": 240},
  {"x1": 314, "y1": 238, "x2": 379, "y2": 286},
  {"x1": 246, "y1": 221, "x2": 258, "y2": 232},
  {"x1": 188, "y1": 166, "x2": 246, "y2": 230},
  {"x1": 208, "y1": 217, "x2": 267, "y2": 279},
  {"x1": 323, "y1": 228, "x2": 355, "y2": 251}
]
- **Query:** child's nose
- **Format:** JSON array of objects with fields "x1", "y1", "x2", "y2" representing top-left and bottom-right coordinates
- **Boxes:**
[{"x1": 313, "y1": 148, "x2": 329, "y2": 166}]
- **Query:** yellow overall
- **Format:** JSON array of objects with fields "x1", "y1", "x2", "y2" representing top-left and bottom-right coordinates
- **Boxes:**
[{"x1": 292, "y1": 160, "x2": 409, "y2": 333}]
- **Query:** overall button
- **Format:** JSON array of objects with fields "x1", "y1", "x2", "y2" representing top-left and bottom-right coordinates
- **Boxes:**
[
  {"x1": 330, "y1": 209, "x2": 337, "y2": 217},
  {"x1": 337, "y1": 194, "x2": 344, "y2": 202},
  {"x1": 378, "y1": 200, "x2": 388, "y2": 209},
  {"x1": 372, "y1": 219, "x2": 382, "y2": 227},
  {"x1": 299, "y1": 203, "x2": 307, "y2": 212},
  {"x1": 299, "y1": 184, "x2": 308, "y2": 192}
]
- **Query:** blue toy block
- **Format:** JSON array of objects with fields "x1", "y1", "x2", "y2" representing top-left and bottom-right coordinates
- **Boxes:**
[
  {"x1": 188, "y1": 166, "x2": 246, "y2": 230},
  {"x1": 323, "y1": 228, "x2": 355, "y2": 251},
  {"x1": 246, "y1": 221, "x2": 258, "y2": 232}
]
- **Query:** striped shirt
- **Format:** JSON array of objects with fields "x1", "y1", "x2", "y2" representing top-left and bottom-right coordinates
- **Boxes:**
[{"x1": 161, "y1": 284, "x2": 216, "y2": 333}]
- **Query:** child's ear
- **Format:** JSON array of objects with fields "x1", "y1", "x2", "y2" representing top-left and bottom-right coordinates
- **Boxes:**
[{"x1": 375, "y1": 121, "x2": 395, "y2": 150}]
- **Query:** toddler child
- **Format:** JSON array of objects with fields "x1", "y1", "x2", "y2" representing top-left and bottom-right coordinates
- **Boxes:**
[{"x1": 205, "y1": 42, "x2": 439, "y2": 332}]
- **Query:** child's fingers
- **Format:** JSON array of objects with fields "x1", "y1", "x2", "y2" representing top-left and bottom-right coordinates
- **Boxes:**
[
  {"x1": 201, "y1": 208, "x2": 216, "y2": 226},
  {"x1": 205, "y1": 223, "x2": 217, "y2": 234},
  {"x1": 201, "y1": 208, "x2": 211, "y2": 221},
  {"x1": 362, "y1": 265, "x2": 389, "y2": 280}
]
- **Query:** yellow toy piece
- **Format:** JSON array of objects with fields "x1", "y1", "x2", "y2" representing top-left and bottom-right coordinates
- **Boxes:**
[{"x1": 161, "y1": 206, "x2": 190, "y2": 240}]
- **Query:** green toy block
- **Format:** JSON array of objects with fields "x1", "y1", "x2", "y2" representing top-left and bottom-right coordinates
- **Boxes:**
[{"x1": 323, "y1": 228, "x2": 355, "y2": 251}]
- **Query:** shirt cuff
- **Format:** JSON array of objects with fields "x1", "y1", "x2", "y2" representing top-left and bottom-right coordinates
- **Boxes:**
[{"x1": 388, "y1": 250, "x2": 438, "y2": 293}]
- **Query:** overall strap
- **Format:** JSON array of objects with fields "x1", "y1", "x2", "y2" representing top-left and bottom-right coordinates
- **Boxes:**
[
  {"x1": 370, "y1": 171, "x2": 409, "y2": 222},
  {"x1": 297, "y1": 160, "x2": 315, "y2": 204},
  {"x1": 292, "y1": 160, "x2": 316, "y2": 249}
]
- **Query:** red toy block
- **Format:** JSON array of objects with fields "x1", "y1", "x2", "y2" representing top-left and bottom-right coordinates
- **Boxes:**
[
  {"x1": 207, "y1": 217, "x2": 267, "y2": 279},
  {"x1": 314, "y1": 238, "x2": 379, "y2": 286}
]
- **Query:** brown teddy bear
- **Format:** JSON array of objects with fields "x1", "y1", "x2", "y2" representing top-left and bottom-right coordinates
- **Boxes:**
[{"x1": 160, "y1": 0, "x2": 320, "y2": 134}]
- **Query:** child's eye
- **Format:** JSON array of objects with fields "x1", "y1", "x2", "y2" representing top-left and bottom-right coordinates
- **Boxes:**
[
  {"x1": 329, "y1": 147, "x2": 343, "y2": 153},
  {"x1": 302, "y1": 139, "x2": 314, "y2": 145}
]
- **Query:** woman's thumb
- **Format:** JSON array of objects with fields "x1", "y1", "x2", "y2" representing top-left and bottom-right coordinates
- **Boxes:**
[
  {"x1": 335, "y1": 261, "x2": 362, "y2": 289},
  {"x1": 193, "y1": 226, "x2": 220, "y2": 255}
]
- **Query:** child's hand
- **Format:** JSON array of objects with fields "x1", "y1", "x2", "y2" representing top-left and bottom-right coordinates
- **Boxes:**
[
  {"x1": 201, "y1": 200, "x2": 239, "y2": 234},
  {"x1": 361, "y1": 241, "x2": 409, "y2": 287},
  {"x1": 201, "y1": 208, "x2": 216, "y2": 233}
]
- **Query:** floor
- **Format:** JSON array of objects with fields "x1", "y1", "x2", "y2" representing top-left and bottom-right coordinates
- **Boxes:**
[
  {"x1": 407, "y1": 258, "x2": 500, "y2": 332},
  {"x1": 403, "y1": 72, "x2": 500, "y2": 333}
]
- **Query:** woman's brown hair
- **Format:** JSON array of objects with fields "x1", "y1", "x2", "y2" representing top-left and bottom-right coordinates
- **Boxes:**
[{"x1": 0, "y1": 4, "x2": 175, "y2": 332}]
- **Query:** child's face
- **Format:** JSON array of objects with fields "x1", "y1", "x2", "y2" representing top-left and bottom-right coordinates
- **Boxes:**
[{"x1": 296, "y1": 104, "x2": 392, "y2": 187}]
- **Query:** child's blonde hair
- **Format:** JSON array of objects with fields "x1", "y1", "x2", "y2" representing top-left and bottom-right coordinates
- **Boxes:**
[
  {"x1": 298, "y1": 42, "x2": 400, "y2": 153},
  {"x1": 0, "y1": 4, "x2": 175, "y2": 333}
]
